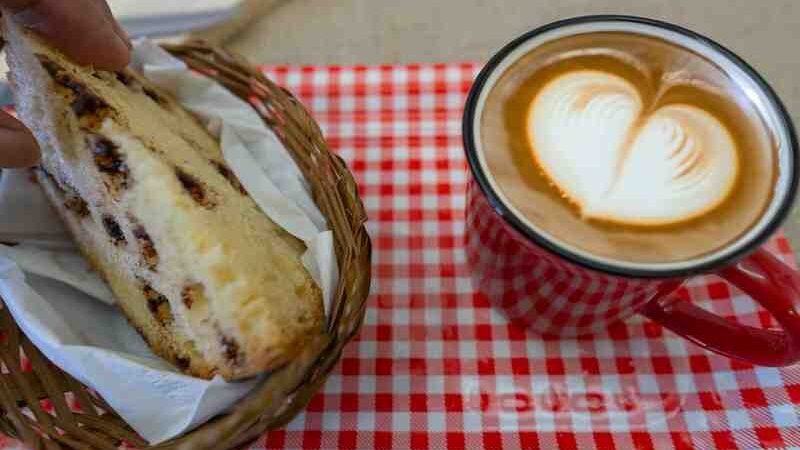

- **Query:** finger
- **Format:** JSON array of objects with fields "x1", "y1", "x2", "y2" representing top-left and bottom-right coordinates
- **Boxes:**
[
  {"x1": 6, "y1": 0, "x2": 132, "y2": 47},
  {"x1": 6, "y1": 0, "x2": 130, "y2": 70},
  {"x1": 0, "y1": 111, "x2": 40, "y2": 168}
]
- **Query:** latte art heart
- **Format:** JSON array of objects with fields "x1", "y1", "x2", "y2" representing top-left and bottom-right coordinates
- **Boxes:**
[{"x1": 527, "y1": 70, "x2": 739, "y2": 226}]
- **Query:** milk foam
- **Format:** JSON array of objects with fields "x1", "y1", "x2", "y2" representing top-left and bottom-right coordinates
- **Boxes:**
[{"x1": 527, "y1": 70, "x2": 739, "y2": 225}]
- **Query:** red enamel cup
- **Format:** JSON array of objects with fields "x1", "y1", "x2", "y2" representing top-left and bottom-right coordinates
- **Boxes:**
[{"x1": 463, "y1": 16, "x2": 800, "y2": 366}]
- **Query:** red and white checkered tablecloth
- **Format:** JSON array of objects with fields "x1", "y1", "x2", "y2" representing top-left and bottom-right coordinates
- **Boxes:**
[{"x1": 4, "y1": 63, "x2": 800, "y2": 450}]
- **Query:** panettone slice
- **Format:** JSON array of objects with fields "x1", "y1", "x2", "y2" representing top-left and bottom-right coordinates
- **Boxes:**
[{"x1": 2, "y1": 13, "x2": 324, "y2": 381}]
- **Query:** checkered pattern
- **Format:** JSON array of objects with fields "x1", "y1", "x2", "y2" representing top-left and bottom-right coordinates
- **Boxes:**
[{"x1": 5, "y1": 63, "x2": 800, "y2": 450}]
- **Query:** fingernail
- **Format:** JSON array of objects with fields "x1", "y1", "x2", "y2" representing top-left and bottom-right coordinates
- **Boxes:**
[
  {"x1": 116, "y1": 25, "x2": 133, "y2": 50},
  {"x1": 110, "y1": 32, "x2": 132, "y2": 65},
  {"x1": 95, "y1": 0, "x2": 131, "y2": 49}
]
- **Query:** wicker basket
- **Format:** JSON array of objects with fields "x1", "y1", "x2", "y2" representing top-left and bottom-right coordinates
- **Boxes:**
[{"x1": 0, "y1": 42, "x2": 372, "y2": 450}]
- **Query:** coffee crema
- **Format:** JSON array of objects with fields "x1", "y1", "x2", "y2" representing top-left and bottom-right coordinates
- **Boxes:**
[{"x1": 480, "y1": 32, "x2": 778, "y2": 264}]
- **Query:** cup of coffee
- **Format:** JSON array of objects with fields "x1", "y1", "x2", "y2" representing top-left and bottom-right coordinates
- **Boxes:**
[{"x1": 463, "y1": 15, "x2": 800, "y2": 366}]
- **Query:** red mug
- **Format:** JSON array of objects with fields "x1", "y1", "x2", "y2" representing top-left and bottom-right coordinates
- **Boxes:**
[{"x1": 463, "y1": 16, "x2": 800, "y2": 367}]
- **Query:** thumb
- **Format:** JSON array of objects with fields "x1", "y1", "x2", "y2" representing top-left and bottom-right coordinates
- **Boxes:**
[
  {"x1": 4, "y1": 0, "x2": 130, "y2": 70},
  {"x1": 0, "y1": 110, "x2": 40, "y2": 168}
]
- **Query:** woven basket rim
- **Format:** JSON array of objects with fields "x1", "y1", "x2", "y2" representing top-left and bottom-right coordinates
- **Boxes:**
[{"x1": 0, "y1": 40, "x2": 372, "y2": 450}]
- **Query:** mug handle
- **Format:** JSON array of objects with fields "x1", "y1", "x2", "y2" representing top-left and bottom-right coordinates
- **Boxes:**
[{"x1": 642, "y1": 248, "x2": 800, "y2": 366}]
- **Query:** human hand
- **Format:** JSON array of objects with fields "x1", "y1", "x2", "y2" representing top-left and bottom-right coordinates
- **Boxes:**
[{"x1": 0, "y1": 0, "x2": 131, "y2": 168}]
